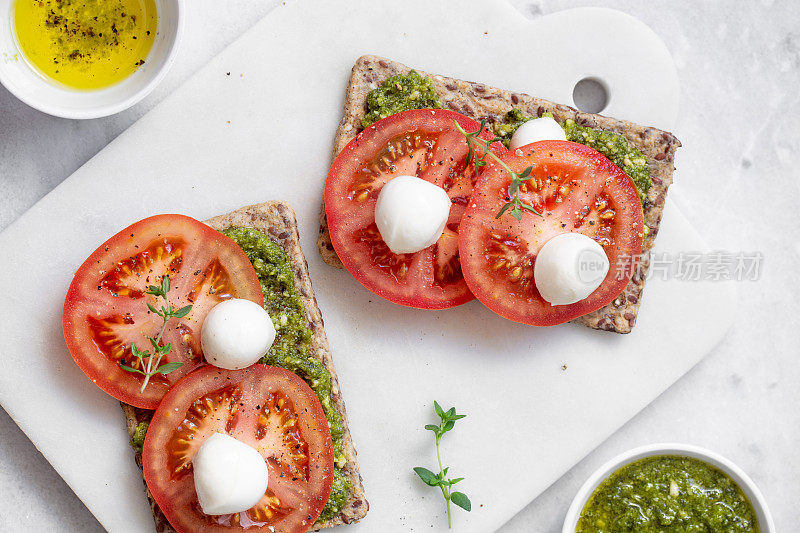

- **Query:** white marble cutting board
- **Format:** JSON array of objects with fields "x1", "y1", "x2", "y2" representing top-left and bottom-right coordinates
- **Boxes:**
[{"x1": 0, "y1": 0, "x2": 736, "y2": 531}]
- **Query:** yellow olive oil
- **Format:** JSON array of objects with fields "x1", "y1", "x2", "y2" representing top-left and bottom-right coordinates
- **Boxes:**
[{"x1": 13, "y1": 0, "x2": 158, "y2": 90}]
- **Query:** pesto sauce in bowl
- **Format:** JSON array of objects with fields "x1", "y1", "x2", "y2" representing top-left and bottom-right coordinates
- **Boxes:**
[
  {"x1": 222, "y1": 227, "x2": 349, "y2": 522},
  {"x1": 577, "y1": 455, "x2": 760, "y2": 533}
]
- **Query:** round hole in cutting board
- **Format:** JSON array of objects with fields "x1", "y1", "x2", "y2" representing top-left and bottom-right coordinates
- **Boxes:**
[{"x1": 572, "y1": 77, "x2": 609, "y2": 114}]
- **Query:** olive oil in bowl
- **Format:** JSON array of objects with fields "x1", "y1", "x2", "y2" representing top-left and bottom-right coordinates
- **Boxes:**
[{"x1": 12, "y1": 0, "x2": 158, "y2": 90}]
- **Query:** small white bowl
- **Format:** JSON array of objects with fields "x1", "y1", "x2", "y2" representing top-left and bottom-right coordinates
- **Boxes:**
[
  {"x1": 563, "y1": 443, "x2": 774, "y2": 533},
  {"x1": 0, "y1": 0, "x2": 183, "y2": 119}
]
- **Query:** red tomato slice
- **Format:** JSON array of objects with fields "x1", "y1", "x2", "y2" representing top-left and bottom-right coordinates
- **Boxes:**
[
  {"x1": 325, "y1": 109, "x2": 506, "y2": 309},
  {"x1": 459, "y1": 141, "x2": 644, "y2": 326},
  {"x1": 143, "y1": 364, "x2": 334, "y2": 533},
  {"x1": 63, "y1": 214, "x2": 264, "y2": 409}
]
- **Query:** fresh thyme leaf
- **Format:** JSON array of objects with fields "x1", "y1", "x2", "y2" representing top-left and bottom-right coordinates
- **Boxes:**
[
  {"x1": 413, "y1": 401, "x2": 470, "y2": 528},
  {"x1": 451, "y1": 492, "x2": 472, "y2": 512},
  {"x1": 414, "y1": 467, "x2": 439, "y2": 487},
  {"x1": 454, "y1": 119, "x2": 543, "y2": 221},
  {"x1": 130, "y1": 343, "x2": 147, "y2": 360},
  {"x1": 521, "y1": 203, "x2": 541, "y2": 214},
  {"x1": 155, "y1": 361, "x2": 183, "y2": 375},
  {"x1": 145, "y1": 284, "x2": 163, "y2": 297},
  {"x1": 172, "y1": 304, "x2": 192, "y2": 318},
  {"x1": 495, "y1": 203, "x2": 512, "y2": 219},
  {"x1": 119, "y1": 276, "x2": 191, "y2": 393}
]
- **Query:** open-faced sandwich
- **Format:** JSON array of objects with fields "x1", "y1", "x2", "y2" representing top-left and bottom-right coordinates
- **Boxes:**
[
  {"x1": 62, "y1": 202, "x2": 367, "y2": 532},
  {"x1": 319, "y1": 55, "x2": 681, "y2": 333}
]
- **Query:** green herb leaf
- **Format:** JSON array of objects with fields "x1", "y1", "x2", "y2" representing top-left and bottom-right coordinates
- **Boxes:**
[
  {"x1": 123, "y1": 275, "x2": 183, "y2": 394},
  {"x1": 414, "y1": 401, "x2": 470, "y2": 528},
  {"x1": 155, "y1": 361, "x2": 183, "y2": 375},
  {"x1": 495, "y1": 203, "x2": 512, "y2": 219},
  {"x1": 172, "y1": 304, "x2": 193, "y2": 318},
  {"x1": 451, "y1": 492, "x2": 472, "y2": 512},
  {"x1": 413, "y1": 467, "x2": 440, "y2": 487},
  {"x1": 130, "y1": 343, "x2": 147, "y2": 360}
]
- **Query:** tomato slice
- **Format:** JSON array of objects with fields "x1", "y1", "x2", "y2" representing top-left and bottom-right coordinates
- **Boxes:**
[
  {"x1": 143, "y1": 364, "x2": 334, "y2": 533},
  {"x1": 63, "y1": 214, "x2": 264, "y2": 409},
  {"x1": 325, "y1": 109, "x2": 506, "y2": 309},
  {"x1": 458, "y1": 141, "x2": 644, "y2": 326}
]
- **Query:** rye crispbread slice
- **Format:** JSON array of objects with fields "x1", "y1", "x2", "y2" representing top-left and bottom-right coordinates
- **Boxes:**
[
  {"x1": 122, "y1": 201, "x2": 368, "y2": 532},
  {"x1": 317, "y1": 55, "x2": 680, "y2": 333}
]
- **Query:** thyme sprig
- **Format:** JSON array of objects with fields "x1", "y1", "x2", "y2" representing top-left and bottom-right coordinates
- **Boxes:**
[
  {"x1": 120, "y1": 276, "x2": 190, "y2": 393},
  {"x1": 413, "y1": 401, "x2": 471, "y2": 528},
  {"x1": 454, "y1": 120, "x2": 542, "y2": 221}
]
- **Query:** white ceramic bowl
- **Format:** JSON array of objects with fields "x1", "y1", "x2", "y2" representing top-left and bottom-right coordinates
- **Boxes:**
[
  {"x1": 563, "y1": 443, "x2": 774, "y2": 533},
  {"x1": 0, "y1": 0, "x2": 183, "y2": 119}
]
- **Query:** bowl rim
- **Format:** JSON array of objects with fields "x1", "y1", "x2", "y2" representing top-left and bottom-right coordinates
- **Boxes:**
[
  {"x1": 0, "y1": 0, "x2": 185, "y2": 119},
  {"x1": 562, "y1": 442, "x2": 775, "y2": 533}
]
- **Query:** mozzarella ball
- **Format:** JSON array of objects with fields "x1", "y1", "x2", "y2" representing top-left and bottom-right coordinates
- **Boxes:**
[
  {"x1": 509, "y1": 116, "x2": 567, "y2": 150},
  {"x1": 533, "y1": 233, "x2": 609, "y2": 306},
  {"x1": 374, "y1": 175, "x2": 451, "y2": 254},
  {"x1": 193, "y1": 433, "x2": 269, "y2": 515},
  {"x1": 201, "y1": 298, "x2": 275, "y2": 370}
]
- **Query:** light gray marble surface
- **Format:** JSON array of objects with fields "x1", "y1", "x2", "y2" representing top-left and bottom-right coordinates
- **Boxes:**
[{"x1": 1, "y1": 1, "x2": 798, "y2": 531}]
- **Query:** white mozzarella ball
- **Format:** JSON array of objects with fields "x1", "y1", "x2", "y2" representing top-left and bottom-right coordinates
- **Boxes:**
[
  {"x1": 533, "y1": 233, "x2": 609, "y2": 306},
  {"x1": 374, "y1": 175, "x2": 451, "y2": 254},
  {"x1": 193, "y1": 433, "x2": 269, "y2": 515},
  {"x1": 509, "y1": 116, "x2": 567, "y2": 150},
  {"x1": 201, "y1": 298, "x2": 275, "y2": 370}
]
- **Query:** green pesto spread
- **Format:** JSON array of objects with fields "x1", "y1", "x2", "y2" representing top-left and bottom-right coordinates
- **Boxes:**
[
  {"x1": 494, "y1": 109, "x2": 651, "y2": 202},
  {"x1": 362, "y1": 70, "x2": 442, "y2": 127},
  {"x1": 495, "y1": 108, "x2": 532, "y2": 146},
  {"x1": 562, "y1": 118, "x2": 650, "y2": 201},
  {"x1": 130, "y1": 421, "x2": 149, "y2": 452},
  {"x1": 222, "y1": 227, "x2": 348, "y2": 522},
  {"x1": 577, "y1": 455, "x2": 760, "y2": 533}
]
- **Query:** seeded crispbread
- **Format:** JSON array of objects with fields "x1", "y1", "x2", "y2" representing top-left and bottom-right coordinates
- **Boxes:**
[
  {"x1": 122, "y1": 201, "x2": 368, "y2": 532},
  {"x1": 317, "y1": 55, "x2": 680, "y2": 333}
]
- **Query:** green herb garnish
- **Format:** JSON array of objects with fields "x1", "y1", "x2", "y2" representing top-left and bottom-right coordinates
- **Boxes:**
[
  {"x1": 119, "y1": 276, "x2": 190, "y2": 392},
  {"x1": 413, "y1": 401, "x2": 471, "y2": 528},
  {"x1": 454, "y1": 119, "x2": 542, "y2": 221}
]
